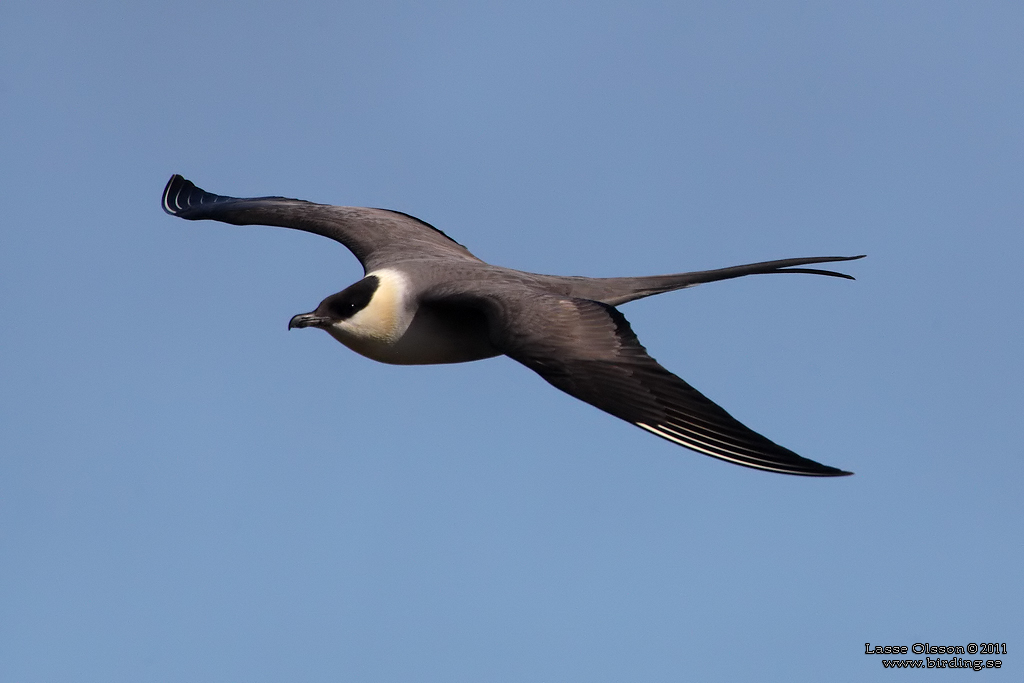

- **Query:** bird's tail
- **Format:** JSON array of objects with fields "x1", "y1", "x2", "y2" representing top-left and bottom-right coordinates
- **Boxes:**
[{"x1": 555, "y1": 255, "x2": 865, "y2": 306}]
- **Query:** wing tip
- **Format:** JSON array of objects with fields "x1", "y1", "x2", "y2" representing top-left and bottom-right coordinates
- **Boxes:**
[
  {"x1": 162, "y1": 174, "x2": 230, "y2": 217},
  {"x1": 812, "y1": 466, "x2": 854, "y2": 477},
  {"x1": 162, "y1": 174, "x2": 193, "y2": 215},
  {"x1": 636, "y1": 422, "x2": 853, "y2": 477}
]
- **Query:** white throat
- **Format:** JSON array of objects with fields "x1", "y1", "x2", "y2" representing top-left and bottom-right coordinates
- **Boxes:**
[{"x1": 327, "y1": 268, "x2": 414, "y2": 353}]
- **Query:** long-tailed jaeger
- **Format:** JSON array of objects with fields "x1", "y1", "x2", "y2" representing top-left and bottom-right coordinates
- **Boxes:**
[{"x1": 163, "y1": 175, "x2": 861, "y2": 476}]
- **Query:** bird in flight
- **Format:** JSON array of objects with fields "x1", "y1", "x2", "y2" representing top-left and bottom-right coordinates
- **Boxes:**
[{"x1": 163, "y1": 175, "x2": 861, "y2": 476}]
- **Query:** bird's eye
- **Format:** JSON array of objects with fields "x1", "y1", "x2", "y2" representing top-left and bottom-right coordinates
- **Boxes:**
[
  {"x1": 324, "y1": 276, "x2": 379, "y2": 320},
  {"x1": 327, "y1": 299, "x2": 356, "y2": 318}
]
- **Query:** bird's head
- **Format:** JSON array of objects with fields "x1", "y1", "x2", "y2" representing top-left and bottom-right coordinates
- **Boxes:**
[{"x1": 288, "y1": 275, "x2": 381, "y2": 333}]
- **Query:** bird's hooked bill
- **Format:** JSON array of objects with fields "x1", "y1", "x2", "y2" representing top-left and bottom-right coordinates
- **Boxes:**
[{"x1": 288, "y1": 313, "x2": 330, "y2": 330}]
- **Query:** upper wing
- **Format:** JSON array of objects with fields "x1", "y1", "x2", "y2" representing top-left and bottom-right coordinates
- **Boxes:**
[
  {"x1": 463, "y1": 288, "x2": 851, "y2": 476},
  {"x1": 162, "y1": 175, "x2": 481, "y2": 272}
]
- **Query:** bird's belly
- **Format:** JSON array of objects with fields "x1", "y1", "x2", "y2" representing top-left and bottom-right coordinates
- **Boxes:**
[{"x1": 329, "y1": 303, "x2": 500, "y2": 365}]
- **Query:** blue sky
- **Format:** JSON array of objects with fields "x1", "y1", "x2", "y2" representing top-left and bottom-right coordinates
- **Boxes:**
[{"x1": 2, "y1": 1, "x2": 1021, "y2": 680}]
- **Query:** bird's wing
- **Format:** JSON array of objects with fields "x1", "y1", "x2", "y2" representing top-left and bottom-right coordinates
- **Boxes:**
[
  {"x1": 444, "y1": 286, "x2": 850, "y2": 476},
  {"x1": 162, "y1": 175, "x2": 481, "y2": 272}
]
